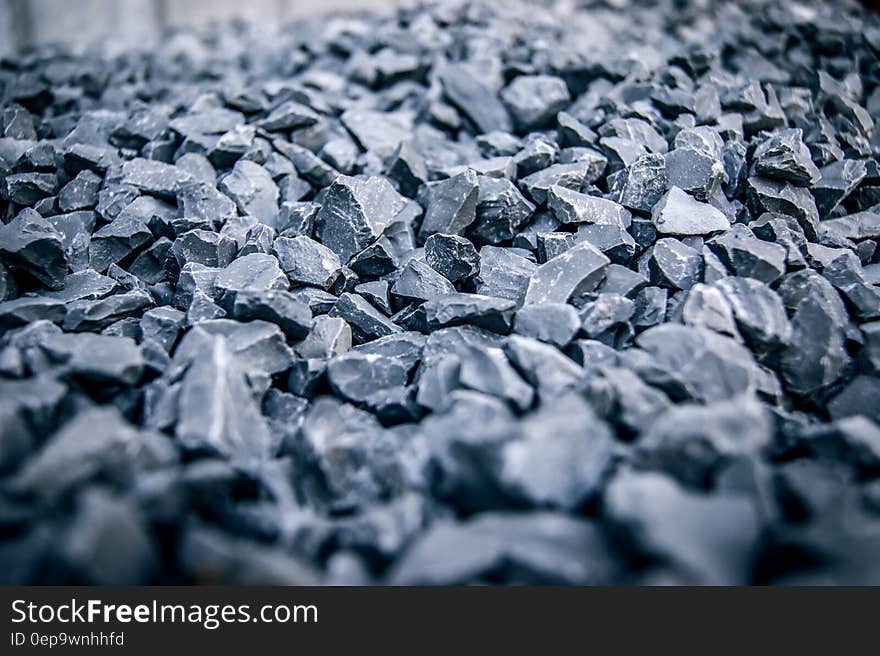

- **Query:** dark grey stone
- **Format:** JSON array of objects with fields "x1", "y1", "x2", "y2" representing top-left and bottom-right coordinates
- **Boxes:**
[
  {"x1": 611, "y1": 153, "x2": 667, "y2": 213},
  {"x1": 499, "y1": 393, "x2": 612, "y2": 508},
  {"x1": 664, "y1": 148, "x2": 725, "y2": 202},
  {"x1": 652, "y1": 186, "x2": 730, "y2": 235},
  {"x1": 213, "y1": 253, "x2": 289, "y2": 310},
  {"x1": 714, "y1": 277, "x2": 792, "y2": 356},
  {"x1": 437, "y1": 62, "x2": 512, "y2": 134},
  {"x1": 418, "y1": 170, "x2": 479, "y2": 242},
  {"x1": 231, "y1": 289, "x2": 311, "y2": 340},
  {"x1": 501, "y1": 75, "x2": 571, "y2": 132},
  {"x1": 273, "y1": 235, "x2": 342, "y2": 290},
  {"x1": 121, "y1": 158, "x2": 193, "y2": 201},
  {"x1": 329, "y1": 292, "x2": 401, "y2": 343},
  {"x1": 524, "y1": 241, "x2": 609, "y2": 305},
  {"x1": 476, "y1": 246, "x2": 537, "y2": 304},
  {"x1": 604, "y1": 468, "x2": 759, "y2": 584},
  {"x1": 391, "y1": 259, "x2": 455, "y2": 302},
  {"x1": 315, "y1": 175, "x2": 408, "y2": 262},
  {"x1": 642, "y1": 238, "x2": 703, "y2": 290},
  {"x1": 469, "y1": 176, "x2": 534, "y2": 244},
  {"x1": 637, "y1": 397, "x2": 771, "y2": 487},
  {"x1": 513, "y1": 303, "x2": 581, "y2": 347},
  {"x1": 746, "y1": 176, "x2": 820, "y2": 239},
  {"x1": 424, "y1": 233, "x2": 480, "y2": 283},
  {"x1": 548, "y1": 186, "x2": 631, "y2": 227},
  {"x1": 176, "y1": 336, "x2": 273, "y2": 463},
  {"x1": 811, "y1": 160, "x2": 868, "y2": 217},
  {"x1": 58, "y1": 170, "x2": 101, "y2": 212},
  {"x1": 0, "y1": 210, "x2": 68, "y2": 290},
  {"x1": 424, "y1": 293, "x2": 515, "y2": 334},
  {"x1": 218, "y1": 160, "x2": 280, "y2": 228},
  {"x1": 707, "y1": 224, "x2": 787, "y2": 284},
  {"x1": 753, "y1": 128, "x2": 821, "y2": 187}
]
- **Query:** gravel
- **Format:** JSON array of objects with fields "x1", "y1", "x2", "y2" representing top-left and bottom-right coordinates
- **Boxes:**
[{"x1": 1, "y1": 0, "x2": 879, "y2": 585}]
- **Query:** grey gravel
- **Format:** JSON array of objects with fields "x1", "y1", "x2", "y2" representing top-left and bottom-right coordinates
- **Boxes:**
[{"x1": 1, "y1": 0, "x2": 879, "y2": 586}]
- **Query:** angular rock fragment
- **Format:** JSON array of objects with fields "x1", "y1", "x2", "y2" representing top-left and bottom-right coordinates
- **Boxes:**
[
  {"x1": 778, "y1": 272, "x2": 849, "y2": 397},
  {"x1": 176, "y1": 337, "x2": 273, "y2": 463},
  {"x1": 642, "y1": 238, "x2": 703, "y2": 290},
  {"x1": 385, "y1": 140, "x2": 427, "y2": 197},
  {"x1": 40, "y1": 270, "x2": 115, "y2": 303},
  {"x1": 579, "y1": 293, "x2": 635, "y2": 345},
  {"x1": 637, "y1": 397, "x2": 771, "y2": 487},
  {"x1": 714, "y1": 277, "x2": 791, "y2": 356},
  {"x1": 514, "y1": 135, "x2": 559, "y2": 178},
  {"x1": 504, "y1": 335, "x2": 584, "y2": 400},
  {"x1": 121, "y1": 158, "x2": 192, "y2": 201},
  {"x1": 632, "y1": 286, "x2": 668, "y2": 329},
  {"x1": 0, "y1": 296, "x2": 66, "y2": 328},
  {"x1": 470, "y1": 176, "x2": 534, "y2": 244},
  {"x1": 677, "y1": 283, "x2": 740, "y2": 339},
  {"x1": 329, "y1": 292, "x2": 401, "y2": 343},
  {"x1": 583, "y1": 366, "x2": 670, "y2": 437},
  {"x1": 664, "y1": 148, "x2": 725, "y2": 202},
  {"x1": 707, "y1": 224, "x2": 787, "y2": 284},
  {"x1": 826, "y1": 377, "x2": 880, "y2": 426},
  {"x1": 58, "y1": 170, "x2": 101, "y2": 212},
  {"x1": 651, "y1": 186, "x2": 730, "y2": 235},
  {"x1": 390, "y1": 511, "x2": 617, "y2": 585},
  {"x1": 424, "y1": 293, "x2": 515, "y2": 334},
  {"x1": 231, "y1": 289, "x2": 311, "y2": 339},
  {"x1": 548, "y1": 186, "x2": 631, "y2": 227},
  {"x1": 633, "y1": 324, "x2": 762, "y2": 402},
  {"x1": 520, "y1": 162, "x2": 597, "y2": 206},
  {"x1": 176, "y1": 319, "x2": 293, "y2": 375},
  {"x1": 752, "y1": 128, "x2": 821, "y2": 186},
  {"x1": 391, "y1": 259, "x2": 455, "y2": 302},
  {"x1": 273, "y1": 235, "x2": 342, "y2": 290},
  {"x1": 424, "y1": 233, "x2": 480, "y2": 283},
  {"x1": 314, "y1": 175, "x2": 408, "y2": 262},
  {"x1": 500, "y1": 393, "x2": 613, "y2": 509},
  {"x1": 611, "y1": 153, "x2": 667, "y2": 212},
  {"x1": 524, "y1": 241, "x2": 609, "y2": 305},
  {"x1": 746, "y1": 176, "x2": 820, "y2": 239},
  {"x1": 576, "y1": 224, "x2": 638, "y2": 265},
  {"x1": 513, "y1": 303, "x2": 581, "y2": 347},
  {"x1": 457, "y1": 345, "x2": 534, "y2": 412},
  {"x1": 2, "y1": 172, "x2": 58, "y2": 205},
  {"x1": 437, "y1": 62, "x2": 511, "y2": 134},
  {"x1": 88, "y1": 204, "x2": 155, "y2": 273},
  {"x1": 59, "y1": 489, "x2": 159, "y2": 585},
  {"x1": 341, "y1": 109, "x2": 412, "y2": 161},
  {"x1": 811, "y1": 160, "x2": 868, "y2": 217},
  {"x1": 594, "y1": 263, "x2": 647, "y2": 298},
  {"x1": 296, "y1": 315, "x2": 352, "y2": 360},
  {"x1": 821, "y1": 250, "x2": 880, "y2": 321},
  {"x1": 297, "y1": 397, "x2": 411, "y2": 511},
  {"x1": 0, "y1": 210, "x2": 68, "y2": 289},
  {"x1": 418, "y1": 170, "x2": 479, "y2": 241},
  {"x1": 213, "y1": 253, "x2": 289, "y2": 310},
  {"x1": 170, "y1": 229, "x2": 237, "y2": 272},
  {"x1": 63, "y1": 290, "x2": 153, "y2": 332},
  {"x1": 218, "y1": 160, "x2": 280, "y2": 228},
  {"x1": 327, "y1": 351, "x2": 410, "y2": 407},
  {"x1": 501, "y1": 75, "x2": 571, "y2": 132},
  {"x1": 11, "y1": 407, "x2": 175, "y2": 498},
  {"x1": 475, "y1": 246, "x2": 537, "y2": 305},
  {"x1": 259, "y1": 101, "x2": 319, "y2": 132},
  {"x1": 604, "y1": 469, "x2": 759, "y2": 584},
  {"x1": 176, "y1": 180, "x2": 237, "y2": 228}
]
